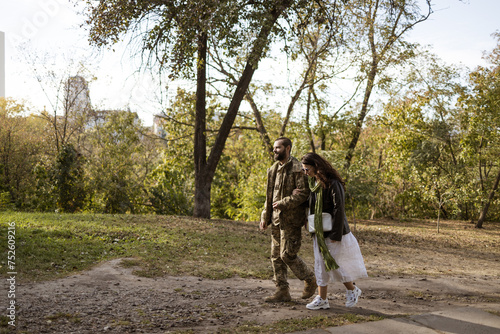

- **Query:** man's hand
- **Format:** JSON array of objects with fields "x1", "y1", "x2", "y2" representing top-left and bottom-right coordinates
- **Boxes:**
[
  {"x1": 259, "y1": 221, "x2": 268, "y2": 230},
  {"x1": 292, "y1": 188, "x2": 302, "y2": 196}
]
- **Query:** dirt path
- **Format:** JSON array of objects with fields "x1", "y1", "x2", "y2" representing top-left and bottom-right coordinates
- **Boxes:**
[{"x1": 7, "y1": 258, "x2": 500, "y2": 333}]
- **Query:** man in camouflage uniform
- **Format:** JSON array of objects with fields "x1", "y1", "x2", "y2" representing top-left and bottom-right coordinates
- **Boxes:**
[{"x1": 260, "y1": 137, "x2": 317, "y2": 302}]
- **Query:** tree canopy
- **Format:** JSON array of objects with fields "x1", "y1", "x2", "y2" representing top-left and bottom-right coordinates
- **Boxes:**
[{"x1": 2, "y1": 1, "x2": 499, "y2": 226}]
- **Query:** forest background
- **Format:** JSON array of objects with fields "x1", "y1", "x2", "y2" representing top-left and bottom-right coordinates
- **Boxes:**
[{"x1": 1, "y1": 0, "x2": 499, "y2": 228}]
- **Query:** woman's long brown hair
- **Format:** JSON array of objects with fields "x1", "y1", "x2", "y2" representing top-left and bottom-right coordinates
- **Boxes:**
[{"x1": 301, "y1": 153, "x2": 345, "y2": 189}]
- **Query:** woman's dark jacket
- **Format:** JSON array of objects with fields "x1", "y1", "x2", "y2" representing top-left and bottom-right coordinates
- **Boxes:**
[{"x1": 309, "y1": 178, "x2": 350, "y2": 241}]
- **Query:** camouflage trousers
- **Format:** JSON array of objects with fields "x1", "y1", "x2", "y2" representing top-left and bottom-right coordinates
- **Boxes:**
[{"x1": 270, "y1": 223, "x2": 315, "y2": 289}]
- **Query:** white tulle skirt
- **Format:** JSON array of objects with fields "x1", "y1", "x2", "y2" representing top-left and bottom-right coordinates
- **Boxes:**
[{"x1": 313, "y1": 232, "x2": 368, "y2": 286}]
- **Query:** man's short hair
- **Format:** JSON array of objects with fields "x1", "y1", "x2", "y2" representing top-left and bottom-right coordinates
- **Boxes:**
[{"x1": 275, "y1": 137, "x2": 292, "y2": 149}]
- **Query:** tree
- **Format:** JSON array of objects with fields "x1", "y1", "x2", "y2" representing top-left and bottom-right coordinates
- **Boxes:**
[
  {"x1": 207, "y1": 1, "x2": 349, "y2": 154},
  {"x1": 147, "y1": 89, "x2": 198, "y2": 215},
  {"x1": 376, "y1": 50, "x2": 469, "y2": 220},
  {"x1": 207, "y1": 49, "x2": 276, "y2": 158},
  {"x1": 279, "y1": 9, "x2": 338, "y2": 139},
  {"x1": 83, "y1": 110, "x2": 156, "y2": 213},
  {"x1": 29, "y1": 57, "x2": 94, "y2": 155},
  {"x1": 54, "y1": 143, "x2": 85, "y2": 212},
  {"x1": 343, "y1": 0, "x2": 432, "y2": 169},
  {"x1": 459, "y1": 33, "x2": 500, "y2": 228},
  {"x1": 0, "y1": 98, "x2": 46, "y2": 209},
  {"x1": 82, "y1": 0, "x2": 315, "y2": 218}
]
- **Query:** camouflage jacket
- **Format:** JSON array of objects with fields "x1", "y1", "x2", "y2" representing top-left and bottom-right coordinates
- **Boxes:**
[{"x1": 261, "y1": 156, "x2": 310, "y2": 228}]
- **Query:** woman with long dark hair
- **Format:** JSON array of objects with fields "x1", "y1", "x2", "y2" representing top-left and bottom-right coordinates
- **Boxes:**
[{"x1": 299, "y1": 152, "x2": 367, "y2": 310}]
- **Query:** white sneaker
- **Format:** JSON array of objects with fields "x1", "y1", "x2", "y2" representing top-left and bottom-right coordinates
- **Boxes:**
[
  {"x1": 306, "y1": 295, "x2": 330, "y2": 310},
  {"x1": 345, "y1": 286, "x2": 362, "y2": 307}
]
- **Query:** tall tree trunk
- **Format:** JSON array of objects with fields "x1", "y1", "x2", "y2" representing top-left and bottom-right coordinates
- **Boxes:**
[
  {"x1": 193, "y1": 0, "x2": 291, "y2": 218},
  {"x1": 245, "y1": 92, "x2": 273, "y2": 157},
  {"x1": 476, "y1": 168, "x2": 500, "y2": 228},
  {"x1": 280, "y1": 81, "x2": 308, "y2": 137},
  {"x1": 344, "y1": 64, "x2": 377, "y2": 170},
  {"x1": 343, "y1": 0, "x2": 432, "y2": 171},
  {"x1": 193, "y1": 32, "x2": 209, "y2": 218},
  {"x1": 279, "y1": 47, "x2": 316, "y2": 137},
  {"x1": 305, "y1": 87, "x2": 315, "y2": 153}
]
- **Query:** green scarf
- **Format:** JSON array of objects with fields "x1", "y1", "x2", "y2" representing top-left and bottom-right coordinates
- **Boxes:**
[{"x1": 309, "y1": 177, "x2": 339, "y2": 271}]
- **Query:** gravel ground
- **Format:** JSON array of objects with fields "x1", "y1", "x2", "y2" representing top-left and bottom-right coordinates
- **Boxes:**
[{"x1": 4, "y1": 258, "x2": 500, "y2": 333}]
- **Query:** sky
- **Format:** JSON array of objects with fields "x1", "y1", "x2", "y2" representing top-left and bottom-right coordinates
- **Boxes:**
[{"x1": 0, "y1": 0, "x2": 499, "y2": 126}]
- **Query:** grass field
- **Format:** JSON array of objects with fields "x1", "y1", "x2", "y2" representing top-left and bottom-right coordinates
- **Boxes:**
[
  {"x1": 0, "y1": 212, "x2": 275, "y2": 282},
  {"x1": 1, "y1": 212, "x2": 499, "y2": 333},
  {"x1": 1, "y1": 212, "x2": 499, "y2": 283}
]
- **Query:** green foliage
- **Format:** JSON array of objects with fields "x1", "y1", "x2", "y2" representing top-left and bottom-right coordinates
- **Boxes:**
[
  {"x1": 156, "y1": 88, "x2": 272, "y2": 220},
  {"x1": 83, "y1": 0, "x2": 295, "y2": 78},
  {"x1": 223, "y1": 314, "x2": 384, "y2": 333},
  {"x1": 0, "y1": 192, "x2": 14, "y2": 211},
  {"x1": 147, "y1": 155, "x2": 193, "y2": 215},
  {"x1": 457, "y1": 33, "x2": 500, "y2": 222},
  {"x1": 3, "y1": 4, "x2": 500, "y2": 223},
  {"x1": 212, "y1": 131, "x2": 270, "y2": 221},
  {"x1": 31, "y1": 161, "x2": 57, "y2": 212},
  {"x1": 82, "y1": 110, "x2": 155, "y2": 214},
  {"x1": 54, "y1": 144, "x2": 86, "y2": 213},
  {"x1": 0, "y1": 98, "x2": 46, "y2": 210}
]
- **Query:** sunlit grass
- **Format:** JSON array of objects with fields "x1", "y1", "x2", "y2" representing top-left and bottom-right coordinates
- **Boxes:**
[
  {"x1": 219, "y1": 314, "x2": 385, "y2": 333},
  {"x1": 0, "y1": 212, "x2": 286, "y2": 282},
  {"x1": 1, "y1": 212, "x2": 498, "y2": 333},
  {"x1": 357, "y1": 219, "x2": 500, "y2": 277},
  {"x1": 0, "y1": 212, "x2": 498, "y2": 283}
]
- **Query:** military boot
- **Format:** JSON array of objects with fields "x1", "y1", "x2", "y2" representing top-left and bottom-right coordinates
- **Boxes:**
[
  {"x1": 264, "y1": 287, "x2": 291, "y2": 302},
  {"x1": 301, "y1": 278, "x2": 318, "y2": 299}
]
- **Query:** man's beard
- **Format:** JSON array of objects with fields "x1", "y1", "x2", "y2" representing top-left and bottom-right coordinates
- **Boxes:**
[{"x1": 274, "y1": 151, "x2": 286, "y2": 161}]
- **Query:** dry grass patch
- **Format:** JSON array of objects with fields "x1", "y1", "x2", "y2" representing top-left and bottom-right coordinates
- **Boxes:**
[
  {"x1": 1, "y1": 212, "x2": 498, "y2": 282},
  {"x1": 356, "y1": 219, "x2": 500, "y2": 277}
]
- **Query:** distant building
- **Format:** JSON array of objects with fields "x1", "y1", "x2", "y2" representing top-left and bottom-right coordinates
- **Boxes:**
[
  {"x1": 153, "y1": 114, "x2": 167, "y2": 139},
  {"x1": 64, "y1": 75, "x2": 91, "y2": 117},
  {"x1": 85, "y1": 109, "x2": 111, "y2": 129},
  {"x1": 0, "y1": 31, "x2": 5, "y2": 98}
]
